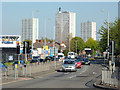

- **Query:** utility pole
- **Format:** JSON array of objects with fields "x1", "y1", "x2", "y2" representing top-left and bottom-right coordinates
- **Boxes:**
[
  {"x1": 53, "y1": 26, "x2": 56, "y2": 69},
  {"x1": 69, "y1": 34, "x2": 71, "y2": 52},
  {"x1": 107, "y1": 12, "x2": 110, "y2": 61},
  {"x1": 76, "y1": 41, "x2": 77, "y2": 54}
]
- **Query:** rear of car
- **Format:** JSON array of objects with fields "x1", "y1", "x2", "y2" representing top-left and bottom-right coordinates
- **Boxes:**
[
  {"x1": 68, "y1": 52, "x2": 75, "y2": 59},
  {"x1": 57, "y1": 53, "x2": 64, "y2": 61},
  {"x1": 84, "y1": 58, "x2": 90, "y2": 65},
  {"x1": 45, "y1": 56, "x2": 51, "y2": 62},
  {"x1": 75, "y1": 59, "x2": 81, "y2": 68},
  {"x1": 62, "y1": 59, "x2": 77, "y2": 72},
  {"x1": 30, "y1": 58, "x2": 39, "y2": 64}
]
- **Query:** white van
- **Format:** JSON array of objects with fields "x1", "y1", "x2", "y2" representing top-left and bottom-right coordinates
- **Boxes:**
[
  {"x1": 68, "y1": 52, "x2": 75, "y2": 59},
  {"x1": 57, "y1": 53, "x2": 64, "y2": 61}
]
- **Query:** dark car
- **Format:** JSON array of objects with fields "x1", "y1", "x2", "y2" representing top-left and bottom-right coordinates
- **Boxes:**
[
  {"x1": 77, "y1": 57, "x2": 85, "y2": 65},
  {"x1": 45, "y1": 56, "x2": 52, "y2": 62},
  {"x1": 39, "y1": 58, "x2": 44, "y2": 62},
  {"x1": 0, "y1": 62, "x2": 8, "y2": 72},
  {"x1": 64, "y1": 56, "x2": 68, "y2": 59},
  {"x1": 30, "y1": 59, "x2": 39, "y2": 64},
  {"x1": 83, "y1": 58, "x2": 90, "y2": 65},
  {"x1": 12, "y1": 60, "x2": 24, "y2": 69}
]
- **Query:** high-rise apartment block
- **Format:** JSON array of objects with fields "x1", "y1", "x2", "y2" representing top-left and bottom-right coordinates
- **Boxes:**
[
  {"x1": 22, "y1": 18, "x2": 39, "y2": 43},
  {"x1": 81, "y1": 21, "x2": 96, "y2": 42},
  {"x1": 55, "y1": 8, "x2": 76, "y2": 43}
]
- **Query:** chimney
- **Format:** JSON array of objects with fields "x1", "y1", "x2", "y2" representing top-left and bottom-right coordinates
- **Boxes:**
[
  {"x1": 36, "y1": 39, "x2": 39, "y2": 43},
  {"x1": 40, "y1": 40, "x2": 43, "y2": 43},
  {"x1": 59, "y1": 7, "x2": 61, "y2": 13}
]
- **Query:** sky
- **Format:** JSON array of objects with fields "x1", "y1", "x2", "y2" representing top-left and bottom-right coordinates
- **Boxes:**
[{"x1": 2, "y1": 2, "x2": 118, "y2": 40}]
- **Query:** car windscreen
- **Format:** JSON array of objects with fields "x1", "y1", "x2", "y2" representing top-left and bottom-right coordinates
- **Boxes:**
[
  {"x1": 75, "y1": 59, "x2": 82, "y2": 62},
  {"x1": 85, "y1": 59, "x2": 89, "y2": 62},
  {"x1": 68, "y1": 53, "x2": 74, "y2": 55},
  {"x1": 14, "y1": 61, "x2": 18, "y2": 64},
  {"x1": 64, "y1": 61, "x2": 75, "y2": 64},
  {"x1": 58, "y1": 55, "x2": 63, "y2": 57}
]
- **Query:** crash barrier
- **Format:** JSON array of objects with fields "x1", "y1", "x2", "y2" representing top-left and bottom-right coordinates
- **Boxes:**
[
  {"x1": 2, "y1": 61, "x2": 62, "y2": 79},
  {"x1": 102, "y1": 67, "x2": 119, "y2": 87}
]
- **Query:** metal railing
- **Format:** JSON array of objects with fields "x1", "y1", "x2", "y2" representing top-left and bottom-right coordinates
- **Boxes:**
[{"x1": 2, "y1": 61, "x2": 62, "y2": 79}]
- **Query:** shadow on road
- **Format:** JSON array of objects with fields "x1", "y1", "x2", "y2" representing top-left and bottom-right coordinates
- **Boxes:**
[{"x1": 56, "y1": 70, "x2": 77, "y2": 72}]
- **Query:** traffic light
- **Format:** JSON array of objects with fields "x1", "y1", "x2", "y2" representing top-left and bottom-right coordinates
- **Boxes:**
[
  {"x1": 109, "y1": 41, "x2": 112, "y2": 54},
  {"x1": 109, "y1": 41, "x2": 115, "y2": 54},
  {"x1": 27, "y1": 47, "x2": 31, "y2": 54},
  {"x1": 17, "y1": 45, "x2": 20, "y2": 54},
  {"x1": 23, "y1": 41, "x2": 30, "y2": 54}
]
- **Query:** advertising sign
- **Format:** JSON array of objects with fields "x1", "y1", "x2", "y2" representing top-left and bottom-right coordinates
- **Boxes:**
[
  {"x1": 8, "y1": 56, "x2": 13, "y2": 61},
  {"x1": 32, "y1": 50, "x2": 39, "y2": 57},
  {"x1": 50, "y1": 47, "x2": 58, "y2": 57},
  {"x1": 0, "y1": 35, "x2": 21, "y2": 48},
  {"x1": 43, "y1": 46, "x2": 48, "y2": 50}
]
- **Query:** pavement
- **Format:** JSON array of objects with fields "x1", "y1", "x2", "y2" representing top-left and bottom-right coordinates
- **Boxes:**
[
  {"x1": 2, "y1": 62, "x2": 62, "y2": 85},
  {"x1": 93, "y1": 65, "x2": 120, "y2": 90},
  {"x1": 93, "y1": 79, "x2": 119, "y2": 90}
]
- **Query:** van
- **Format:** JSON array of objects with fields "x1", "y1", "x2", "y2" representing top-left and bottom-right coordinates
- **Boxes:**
[
  {"x1": 68, "y1": 52, "x2": 75, "y2": 59},
  {"x1": 57, "y1": 53, "x2": 64, "y2": 61}
]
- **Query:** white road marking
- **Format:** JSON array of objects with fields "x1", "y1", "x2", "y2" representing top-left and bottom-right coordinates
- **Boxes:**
[
  {"x1": 64, "y1": 73, "x2": 69, "y2": 74},
  {"x1": 68, "y1": 75, "x2": 76, "y2": 79}
]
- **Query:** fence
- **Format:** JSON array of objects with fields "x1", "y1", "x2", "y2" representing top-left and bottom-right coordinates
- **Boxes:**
[
  {"x1": 2, "y1": 61, "x2": 62, "y2": 79},
  {"x1": 102, "y1": 67, "x2": 119, "y2": 87}
]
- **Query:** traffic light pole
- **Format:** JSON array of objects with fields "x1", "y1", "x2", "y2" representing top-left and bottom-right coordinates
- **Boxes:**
[
  {"x1": 25, "y1": 42, "x2": 27, "y2": 78},
  {"x1": 112, "y1": 41, "x2": 115, "y2": 71}
]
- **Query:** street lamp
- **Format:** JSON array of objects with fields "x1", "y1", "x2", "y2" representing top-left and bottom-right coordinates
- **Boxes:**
[
  {"x1": 32, "y1": 10, "x2": 40, "y2": 59},
  {"x1": 101, "y1": 9, "x2": 109, "y2": 60},
  {"x1": 76, "y1": 40, "x2": 77, "y2": 54}
]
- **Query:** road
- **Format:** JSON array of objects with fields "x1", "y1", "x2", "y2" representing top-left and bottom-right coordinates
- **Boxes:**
[{"x1": 3, "y1": 63, "x2": 103, "y2": 88}]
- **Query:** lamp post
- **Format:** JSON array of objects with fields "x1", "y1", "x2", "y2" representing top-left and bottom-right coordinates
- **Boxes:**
[
  {"x1": 32, "y1": 10, "x2": 40, "y2": 59},
  {"x1": 76, "y1": 40, "x2": 77, "y2": 54},
  {"x1": 101, "y1": 10, "x2": 109, "y2": 60}
]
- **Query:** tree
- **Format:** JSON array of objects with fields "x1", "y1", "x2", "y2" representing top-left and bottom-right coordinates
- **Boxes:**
[
  {"x1": 70, "y1": 37, "x2": 85, "y2": 54},
  {"x1": 85, "y1": 37, "x2": 99, "y2": 50},
  {"x1": 85, "y1": 37, "x2": 99, "y2": 55},
  {"x1": 98, "y1": 19, "x2": 120, "y2": 55},
  {"x1": 65, "y1": 33, "x2": 73, "y2": 51},
  {"x1": 23, "y1": 40, "x2": 32, "y2": 46}
]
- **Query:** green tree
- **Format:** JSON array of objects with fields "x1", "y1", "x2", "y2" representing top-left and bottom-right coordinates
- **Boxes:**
[
  {"x1": 85, "y1": 37, "x2": 99, "y2": 51},
  {"x1": 23, "y1": 40, "x2": 32, "y2": 46},
  {"x1": 98, "y1": 19, "x2": 120, "y2": 55},
  {"x1": 70, "y1": 37, "x2": 85, "y2": 54}
]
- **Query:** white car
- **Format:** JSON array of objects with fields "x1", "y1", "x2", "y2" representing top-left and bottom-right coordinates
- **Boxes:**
[
  {"x1": 62, "y1": 59, "x2": 77, "y2": 72},
  {"x1": 68, "y1": 52, "x2": 75, "y2": 59},
  {"x1": 57, "y1": 53, "x2": 64, "y2": 61}
]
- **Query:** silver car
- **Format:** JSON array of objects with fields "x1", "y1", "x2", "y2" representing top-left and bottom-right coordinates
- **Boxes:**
[{"x1": 62, "y1": 59, "x2": 77, "y2": 72}]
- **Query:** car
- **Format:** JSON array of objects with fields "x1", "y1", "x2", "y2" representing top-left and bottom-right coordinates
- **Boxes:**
[
  {"x1": 30, "y1": 59, "x2": 40, "y2": 64},
  {"x1": 68, "y1": 52, "x2": 75, "y2": 59},
  {"x1": 77, "y1": 57, "x2": 85, "y2": 65},
  {"x1": 62, "y1": 59, "x2": 77, "y2": 72},
  {"x1": 12, "y1": 60, "x2": 24, "y2": 69},
  {"x1": 75, "y1": 59, "x2": 82, "y2": 68},
  {"x1": 83, "y1": 58, "x2": 90, "y2": 65},
  {"x1": 57, "y1": 53, "x2": 64, "y2": 61},
  {"x1": 64, "y1": 56, "x2": 68, "y2": 59},
  {"x1": 0, "y1": 62, "x2": 8, "y2": 72},
  {"x1": 45, "y1": 56, "x2": 52, "y2": 62},
  {"x1": 39, "y1": 58, "x2": 44, "y2": 62}
]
